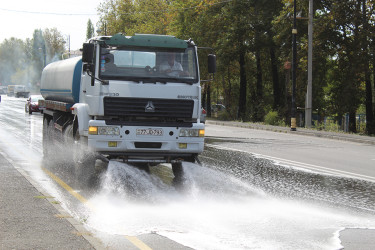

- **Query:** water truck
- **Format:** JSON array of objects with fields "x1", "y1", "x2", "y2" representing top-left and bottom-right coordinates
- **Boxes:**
[{"x1": 40, "y1": 33, "x2": 216, "y2": 179}]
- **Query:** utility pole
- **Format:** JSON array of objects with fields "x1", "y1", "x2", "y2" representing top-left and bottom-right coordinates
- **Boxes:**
[
  {"x1": 305, "y1": 0, "x2": 313, "y2": 128},
  {"x1": 68, "y1": 34, "x2": 71, "y2": 58},
  {"x1": 291, "y1": 0, "x2": 297, "y2": 131}
]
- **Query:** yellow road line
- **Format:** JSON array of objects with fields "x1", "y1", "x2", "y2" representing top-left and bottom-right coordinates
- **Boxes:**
[
  {"x1": 2, "y1": 126, "x2": 153, "y2": 249},
  {"x1": 42, "y1": 167, "x2": 153, "y2": 249},
  {"x1": 41, "y1": 167, "x2": 96, "y2": 211},
  {"x1": 125, "y1": 236, "x2": 153, "y2": 250},
  {"x1": 2, "y1": 133, "x2": 153, "y2": 249}
]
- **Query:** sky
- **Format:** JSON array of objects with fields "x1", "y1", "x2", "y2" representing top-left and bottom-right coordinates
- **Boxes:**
[{"x1": 0, "y1": 0, "x2": 104, "y2": 50}]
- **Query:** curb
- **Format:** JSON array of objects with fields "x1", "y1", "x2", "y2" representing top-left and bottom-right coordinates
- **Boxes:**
[{"x1": 206, "y1": 120, "x2": 375, "y2": 145}]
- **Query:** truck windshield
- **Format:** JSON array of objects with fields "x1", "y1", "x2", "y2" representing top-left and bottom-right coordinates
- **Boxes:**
[{"x1": 99, "y1": 47, "x2": 198, "y2": 84}]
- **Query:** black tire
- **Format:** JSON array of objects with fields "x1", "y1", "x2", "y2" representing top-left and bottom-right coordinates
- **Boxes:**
[
  {"x1": 75, "y1": 152, "x2": 97, "y2": 187},
  {"x1": 172, "y1": 161, "x2": 184, "y2": 179},
  {"x1": 172, "y1": 161, "x2": 187, "y2": 188},
  {"x1": 72, "y1": 129, "x2": 101, "y2": 188}
]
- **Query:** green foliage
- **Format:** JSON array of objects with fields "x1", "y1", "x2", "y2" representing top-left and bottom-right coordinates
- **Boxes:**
[
  {"x1": 86, "y1": 19, "x2": 95, "y2": 40},
  {"x1": 264, "y1": 110, "x2": 285, "y2": 126},
  {"x1": 97, "y1": 0, "x2": 171, "y2": 36},
  {"x1": 94, "y1": 0, "x2": 375, "y2": 134},
  {"x1": 1, "y1": 1, "x2": 373, "y2": 131},
  {"x1": 0, "y1": 28, "x2": 65, "y2": 91}
]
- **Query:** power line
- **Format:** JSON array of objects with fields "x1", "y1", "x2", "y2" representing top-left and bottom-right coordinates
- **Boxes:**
[
  {"x1": 0, "y1": 7, "x2": 97, "y2": 16},
  {"x1": 114, "y1": 0, "x2": 233, "y2": 16},
  {"x1": 0, "y1": 0, "x2": 233, "y2": 17}
]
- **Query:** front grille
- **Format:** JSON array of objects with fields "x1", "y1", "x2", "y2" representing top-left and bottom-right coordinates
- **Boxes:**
[{"x1": 104, "y1": 97, "x2": 194, "y2": 119}]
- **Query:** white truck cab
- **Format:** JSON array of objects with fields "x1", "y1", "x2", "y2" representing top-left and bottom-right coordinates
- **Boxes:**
[{"x1": 41, "y1": 33, "x2": 216, "y2": 170}]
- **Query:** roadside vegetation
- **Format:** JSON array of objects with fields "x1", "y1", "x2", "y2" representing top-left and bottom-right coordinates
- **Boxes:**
[
  {"x1": 95, "y1": 0, "x2": 375, "y2": 135},
  {"x1": 1, "y1": 1, "x2": 375, "y2": 135}
]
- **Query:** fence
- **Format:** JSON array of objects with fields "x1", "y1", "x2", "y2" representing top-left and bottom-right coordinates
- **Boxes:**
[{"x1": 297, "y1": 112, "x2": 367, "y2": 133}]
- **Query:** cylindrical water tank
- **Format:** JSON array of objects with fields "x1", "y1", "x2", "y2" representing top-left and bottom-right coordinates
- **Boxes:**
[{"x1": 40, "y1": 57, "x2": 82, "y2": 103}]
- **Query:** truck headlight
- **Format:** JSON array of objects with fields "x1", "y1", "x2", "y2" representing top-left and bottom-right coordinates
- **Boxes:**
[
  {"x1": 89, "y1": 126, "x2": 120, "y2": 136},
  {"x1": 179, "y1": 129, "x2": 205, "y2": 137},
  {"x1": 89, "y1": 126, "x2": 98, "y2": 135}
]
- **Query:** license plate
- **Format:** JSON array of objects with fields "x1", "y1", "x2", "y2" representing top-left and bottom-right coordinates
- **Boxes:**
[{"x1": 136, "y1": 128, "x2": 163, "y2": 136}]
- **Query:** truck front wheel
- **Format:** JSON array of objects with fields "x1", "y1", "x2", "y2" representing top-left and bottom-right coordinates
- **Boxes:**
[
  {"x1": 172, "y1": 162, "x2": 185, "y2": 188},
  {"x1": 72, "y1": 129, "x2": 101, "y2": 187}
]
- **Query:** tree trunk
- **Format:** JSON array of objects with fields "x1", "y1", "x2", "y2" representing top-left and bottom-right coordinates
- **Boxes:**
[
  {"x1": 238, "y1": 48, "x2": 247, "y2": 120},
  {"x1": 253, "y1": 49, "x2": 264, "y2": 122},
  {"x1": 349, "y1": 110, "x2": 357, "y2": 133},
  {"x1": 207, "y1": 84, "x2": 211, "y2": 117},
  {"x1": 373, "y1": 47, "x2": 375, "y2": 132},
  {"x1": 270, "y1": 46, "x2": 281, "y2": 110},
  {"x1": 202, "y1": 84, "x2": 206, "y2": 109},
  {"x1": 362, "y1": 0, "x2": 375, "y2": 134},
  {"x1": 365, "y1": 70, "x2": 374, "y2": 134},
  {"x1": 226, "y1": 66, "x2": 232, "y2": 109}
]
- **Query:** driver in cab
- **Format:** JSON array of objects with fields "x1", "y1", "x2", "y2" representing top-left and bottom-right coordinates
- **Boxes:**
[{"x1": 160, "y1": 53, "x2": 188, "y2": 77}]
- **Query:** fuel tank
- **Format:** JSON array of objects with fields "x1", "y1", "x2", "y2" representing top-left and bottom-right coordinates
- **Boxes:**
[{"x1": 40, "y1": 56, "x2": 82, "y2": 103}]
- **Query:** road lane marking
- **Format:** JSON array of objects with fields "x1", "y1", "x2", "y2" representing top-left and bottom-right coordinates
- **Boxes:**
[
  {"x1": 206, "y1": 144, "x2": 375, "y2": 183},
  {"x1": 125, "y1": 236, "x2": 153, "y2": 250},
  {"x1": 41, "y1": 166, "x2": 153, "y2": 249},
  {"x1": 1, "y1": 138, "x2": 153, "y2": 250},
  {"x1": 0, "y1": 150, "x2": 104, "y2": 249},
  {"x1": 41, "y1": 167, "x2": 95, "y2": 211}
]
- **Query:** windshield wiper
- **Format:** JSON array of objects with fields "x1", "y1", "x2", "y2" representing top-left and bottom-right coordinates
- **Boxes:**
[
  {"x1": 155, "y1": 77, "x2": 194, "y2": 85},
  {"x1": 87, "y1": 71, "x2": 109, "y2": 85},
  {"x1": 101, "y1": 76, "x2": 194, "y2": 85}
]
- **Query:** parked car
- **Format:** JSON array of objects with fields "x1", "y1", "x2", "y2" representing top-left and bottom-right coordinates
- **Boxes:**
[
  {"x1": 211, "y1": 103, "x2": 226, "y2": 112},
  {"x1": 25, "y1": 95, "x2": 44, "y2": 114},
  {"x1": 201, "y1": 107, "x2": 207, "y2": 123}
]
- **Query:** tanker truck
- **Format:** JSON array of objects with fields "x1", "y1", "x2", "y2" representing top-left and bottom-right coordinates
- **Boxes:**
[{"x1": 40, "y1": 33, "x2": 216, "y2": 180}]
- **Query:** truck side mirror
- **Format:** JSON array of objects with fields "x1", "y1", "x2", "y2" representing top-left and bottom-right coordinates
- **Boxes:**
[
  {"x1": 208, "y1": 54, "x2": 216, "y2": 74},
  {"x1": 82, "y1": 43, "x2": 94, "y2": 64}
]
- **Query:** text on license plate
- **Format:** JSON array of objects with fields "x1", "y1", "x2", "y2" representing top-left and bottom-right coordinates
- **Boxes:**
[{"x1": 136, "y1": 128, "x2": 163, "y2": 136}]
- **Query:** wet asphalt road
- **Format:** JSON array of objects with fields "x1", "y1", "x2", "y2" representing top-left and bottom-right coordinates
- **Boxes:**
[{"x1": 1, "y1": 95, "x2": 375, "y2": 249}]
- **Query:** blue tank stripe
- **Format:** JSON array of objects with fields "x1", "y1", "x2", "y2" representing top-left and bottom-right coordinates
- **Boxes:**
[
  {"x1": 41, "y1": 89, "x2": 71, "y2": 93},
  {"x1": 72, "y1": 59, "x2": 82, "y2": 103}
]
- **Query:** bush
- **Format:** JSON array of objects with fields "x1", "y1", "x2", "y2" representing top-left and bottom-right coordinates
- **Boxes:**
[
  {"x1": 217, "y1": 110, "x2": 234, "y2": 121},
  {"x1": 264, "y1": 110, "x2": 285, "y2": 126}
]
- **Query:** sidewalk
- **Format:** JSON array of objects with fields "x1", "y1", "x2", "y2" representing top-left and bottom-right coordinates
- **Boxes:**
[
  {"x1": 0, "y1": 152, "x2": 103, "y2": 250},
  {"x1": 206, "y1": 120, "x2": 375, "y2": 145}
]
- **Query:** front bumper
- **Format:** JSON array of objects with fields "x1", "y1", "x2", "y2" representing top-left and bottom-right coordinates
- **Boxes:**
[
  {"x1": 87, "y1": 121, "x2": 204, "y2": 162},
  {"x1": 30, "y1": 104, "x2": 41, "y2": 112}
]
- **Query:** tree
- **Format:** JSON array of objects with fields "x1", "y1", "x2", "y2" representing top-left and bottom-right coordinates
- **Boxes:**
[
  {"x1": 86, "y1": 19, "x2": 95, "y2": 40},
  {"x1": 43, "y1": 28, "x2": 65, "y2": 63},
  {"x1": 94, "y1": 0, "x2": 375, "y2": 134},
  {"x1": 97, "y1": 0, "x2": 171, "y2": 36},
  {"x1": 0, "y1": 27, "x2": 66, "y2": 91},
  {"x1": 0, "y1": 38, "x2": 28, "y2": 85},
  {"x1": 361, "y1": 0, "x2": 375, "y2": 134}
]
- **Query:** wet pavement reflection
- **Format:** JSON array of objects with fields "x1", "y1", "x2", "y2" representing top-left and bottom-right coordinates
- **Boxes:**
[
  {"x1": 2, "y1": 96, "x2": 375, "y2": 249},
  {"x1": 203, "y1": 137, "x2": 375, "y2": 214}
]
